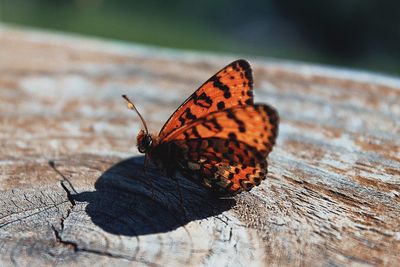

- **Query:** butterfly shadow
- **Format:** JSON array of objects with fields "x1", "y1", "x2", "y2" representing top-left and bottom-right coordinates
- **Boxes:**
[{"x1": 72, "y1": 156, "x2": 235, "y2": 236}]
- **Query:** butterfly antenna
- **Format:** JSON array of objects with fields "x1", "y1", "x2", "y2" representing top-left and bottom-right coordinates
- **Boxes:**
[{"x1": 122, "y1": 95, "x2": 149, "y2": 134}]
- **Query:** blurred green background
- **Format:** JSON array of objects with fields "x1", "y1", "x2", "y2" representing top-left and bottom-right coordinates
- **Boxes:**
[{"x1": 1, "y1": 0, "x2": 400, "y2": 75}]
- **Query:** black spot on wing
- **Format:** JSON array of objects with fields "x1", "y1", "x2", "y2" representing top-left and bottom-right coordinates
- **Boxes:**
[
  {"x1": 178, "y1": 107, "x2": 197, "y2": 126},
  {"x1": 226, "y1": 109, "x2": 246, "y2": 133},
  {"x1": 191, "y1": 126, "x2": 201, "y2": 139},
  {"x1": 217, "y1": 101, "x2": 225, "y2": 110},
  {"x1": 194, "y1": 92, "x2": 213, "y2": 108},
  {"x1": 211, "y1": 76, "x2": 231, "y2": 99},
  {"x1": 228, "y1": 132, "x2": 237, "y2": 140},
  {"x1": 202, "y1": 117, "x2": 223, "y2": 132}
]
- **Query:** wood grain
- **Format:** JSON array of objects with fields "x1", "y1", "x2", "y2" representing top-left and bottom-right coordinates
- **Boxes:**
[{"x1": 0, "y1": 25, "x2": 399, "y2": 267}]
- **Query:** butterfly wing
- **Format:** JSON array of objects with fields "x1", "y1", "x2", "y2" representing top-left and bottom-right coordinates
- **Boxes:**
[
  {"x1": 158, "y1": 59, "x2": 253, "y2": 141},
  {"x1": 166, "y1": 104, "x2": 279, "y2": 195},
  {"x1": 177, "y1": 138, "x2": 270, "y2": 195}
]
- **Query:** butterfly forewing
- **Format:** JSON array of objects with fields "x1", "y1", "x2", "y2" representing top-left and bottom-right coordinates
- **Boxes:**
[
  {"x1": 164, "y1": 104, "x2": 278, "y2": 155},
  {"x1": 159, "y1": 59, "x2": 254, "y2": 141}
]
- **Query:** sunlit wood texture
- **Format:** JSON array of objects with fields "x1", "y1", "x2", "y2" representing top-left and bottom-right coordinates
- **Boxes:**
[{"x1": 0, "y1": 25, "x2": 399, "y2": 267}]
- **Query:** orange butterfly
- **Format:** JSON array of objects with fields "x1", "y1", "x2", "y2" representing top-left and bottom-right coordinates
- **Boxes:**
[{"x1": 123, "y1": 59, "x2": 279, "y2": 196}]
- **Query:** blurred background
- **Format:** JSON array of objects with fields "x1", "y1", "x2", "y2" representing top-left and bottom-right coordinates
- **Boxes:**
[{"x1": 1, "y1": 0, "x2": 399, "y2": 75}]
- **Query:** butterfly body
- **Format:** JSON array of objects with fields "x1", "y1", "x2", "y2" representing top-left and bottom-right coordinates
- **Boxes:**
[{"x1": 125, "y1": 60, "x2": 279, "y2": 196}]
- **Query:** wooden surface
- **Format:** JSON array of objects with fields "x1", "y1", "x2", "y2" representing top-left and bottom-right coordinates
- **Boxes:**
[{"x1": 0, "y1": 25, "x2": 399, "y2": 267}]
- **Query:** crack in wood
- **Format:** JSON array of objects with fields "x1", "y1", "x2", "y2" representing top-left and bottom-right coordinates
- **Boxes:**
[
  {"x1": 51, "y1": 224, "x2": 161, "y2": 266},
  {"x1": 0, "y1": 201, "x2": 70, "y2": 228},
  {"x1": 50, "y1": 179, "x2": 164, "y2": 265}
]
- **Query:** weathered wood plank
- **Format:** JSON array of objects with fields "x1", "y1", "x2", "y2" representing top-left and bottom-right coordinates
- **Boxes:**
[{"x1": 0, "y1": 25, "x2": 399, "y2": 267}]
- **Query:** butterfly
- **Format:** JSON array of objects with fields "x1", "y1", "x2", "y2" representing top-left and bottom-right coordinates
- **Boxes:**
[{"x1": 123, "y1": 59, "x2": 279, "y2": 196}]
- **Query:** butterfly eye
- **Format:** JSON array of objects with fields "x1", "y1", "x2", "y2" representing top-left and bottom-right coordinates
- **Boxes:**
[{"x1": 139, "y1": 135, "x2": 152, "y2": 153}]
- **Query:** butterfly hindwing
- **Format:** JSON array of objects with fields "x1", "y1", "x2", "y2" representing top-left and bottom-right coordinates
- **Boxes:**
[
  {"x1": 173, "y1": 138, "x2": 268, "y2": 195},
  {"x1": 206, "y1": 161, "x2": 268, "y2": 194},
  {"x1": 159, "y1": 59, "x2": 253, "y2": 141}
]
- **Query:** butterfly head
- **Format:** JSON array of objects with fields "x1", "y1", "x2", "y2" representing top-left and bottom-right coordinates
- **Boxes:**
[{"x1": 136, "y1": 129, "x2": 153, "y2": 153}]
